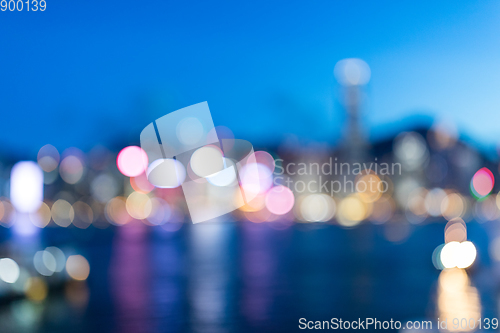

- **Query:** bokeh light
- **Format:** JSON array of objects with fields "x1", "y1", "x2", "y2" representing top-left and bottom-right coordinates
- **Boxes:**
[
  {"x1": 356, "y1": 172, "x2": 383, "y2": 203},
  {"x1": 66, "y1": 255, "x2": 90, "y2": 281},
  {"x1": 238, "y1": 193, "x2": 266, "y2": 213},
  {"x1": 334, "y1": 58, "x2": 371, "y2": 86},
  {"x1": 432, "y1": 244, "x2": 446, "y2": 270},
  {"x1": 474, "y1": 195, "x2": 499, "y2": 221},
  {"x1": 338, "y1": 194, "x2": 370, "y2": 227},
  {"x1": 51, "y1": 199, "x2": 75, "y2": 227},
  {"x1": 60, "y1": 155, "x2": 85, "y2": 184},
  {"x1": 441, "y1": 192, "x2": 466, "y2": 220},
  {"x1": 440, "y1": 241, "x2": 477, "y2": 269},
  {"x1": 37, "y1": 144, "x2": 60, "y2": 172},
  {"x1": 394, "y1": 132, "x2": 428, "y2": 170},
  {"x1": 24, "y1": 277, "x2": 48, "y2": 302},
  {"x1": 10, "y1": 161, "x2": 44, "y2": 213},
  {"x1": 117, "y1": 146, "x2": 148, "y2": 177},
  {"x1": 176, "y1": 117, "x2": 204, "y2": 146},
  {"x1": 146, "y1": 197, "x2": 171, "y2": 225},
  {"x1": 265, "y1": 186, "x2": 295, "y2": 215},
  {"x1": 254, "y1": 151, "x2": 276, "y2": 174},
  {"x1": 471, "y1": 167, "x2": 494, "y2": 199},
  {"x1": 299, "y1": 194, "x2": 336, "y2": 222},
  {"x1": 190, "y1": 145, "x2": 224, "y2": 178},
  {"x1": 207, "y1": 158, "x2": 238, "y2": 187},
  {"x1": 130, "y1": 172, "x2": 155, "y2": 193},
  {"x1": 34, "y1": 250, "x2": 56, "y2": 276},
  {"x1": 147, "y1": 158, "x2": 186, "y2": 188},
  {"x1": 209, "y1": 126, "x2": 235, "y2": 152},
  {"x1": 45, "y1": 247, "x2": 66, "y2": 272},
  {"x1": 0, "y1": 258, "x2": 20, "y2": 283},
  {"x1": 105, "y1": 197, "x2": 132, "y2": 225},
  {"x1": 240, "y1": 162, "x2": 273, "y2": 196},
  {"x1": 424, "y1": 188, "x2": 446, "y2": 217},
  {"x1": 29, "y1": 202, "x2": 51, "y2": 228},
  {"x1": 126, "y1": 192, "x2": 152, "y2": 220},
  {"x1": 72, "y1": 201, "x2": 94, "y2": 229},
  {"x1": 444, "y1": 218, "x2": 467, "y2": 243}
]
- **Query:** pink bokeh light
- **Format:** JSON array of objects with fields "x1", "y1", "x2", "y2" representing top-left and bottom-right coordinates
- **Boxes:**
[
  {"x1": 265, "y1": 185, "x2": 295, "y2": 215},
  {"x1": 472, "y1": 167, "x2": 494, "y2": 197},
  {"x1": 117, "y1": 146, "x2": 148, "y2": 177}
]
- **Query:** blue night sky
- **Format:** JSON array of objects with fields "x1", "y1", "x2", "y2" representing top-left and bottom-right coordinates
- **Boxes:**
[{"x1": 1, "y1": 0, "x2": 500, "y2": 158}]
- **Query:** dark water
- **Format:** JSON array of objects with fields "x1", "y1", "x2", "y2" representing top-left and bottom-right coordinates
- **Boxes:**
[{"x1": 0, "y1": 221, "x2": 496, "y2": 333}]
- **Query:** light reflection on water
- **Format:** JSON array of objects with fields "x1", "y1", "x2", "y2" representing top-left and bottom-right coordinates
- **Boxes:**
[
  {"x1": 0, "y1": 221, "x2": 495, "y2": 333},
  {"x1": 241, "y1": 222, "x2": 276, "y2": 325},
  {"x1": 189, "y1": 223, "x2": 234, "y2": 333},
  {"x1": 111, "y1": 221, "x2": 151, "y2": 333}
]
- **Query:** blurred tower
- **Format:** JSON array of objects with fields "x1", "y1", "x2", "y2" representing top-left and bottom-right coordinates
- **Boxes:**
[{"x1": 334, "y1": 58, "x2": 371, "y2": 163}]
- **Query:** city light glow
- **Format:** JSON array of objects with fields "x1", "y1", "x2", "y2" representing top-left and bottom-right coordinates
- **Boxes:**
[{"x1": 10, "y1": 161, "x2": 44, "y2": 213}]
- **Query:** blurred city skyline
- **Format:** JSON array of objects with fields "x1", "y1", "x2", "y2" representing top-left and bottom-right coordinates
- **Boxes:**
[{"x1": 1, "y1": 1, "x2": 500, "y2": 158}]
